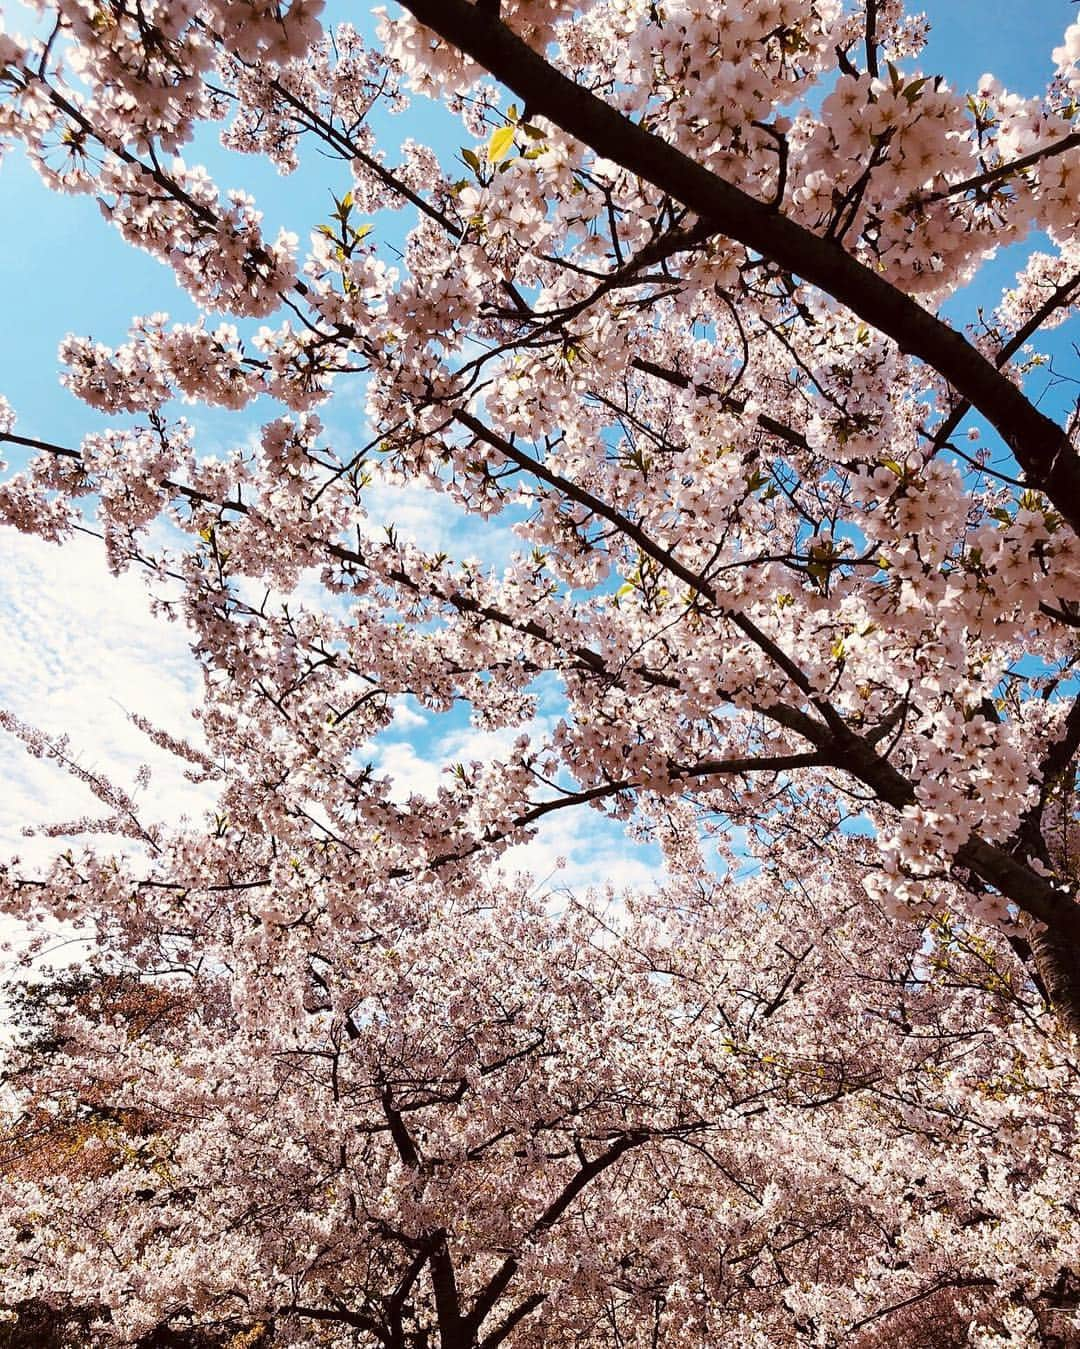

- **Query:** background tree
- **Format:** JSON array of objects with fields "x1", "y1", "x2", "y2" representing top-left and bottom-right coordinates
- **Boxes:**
[
  {"x1": 5, "y1": 838, "x2": 1080, "y2": 1345},
  {"x1": 2, "y1": 0, "x2": 1080, "y2": 1342}
]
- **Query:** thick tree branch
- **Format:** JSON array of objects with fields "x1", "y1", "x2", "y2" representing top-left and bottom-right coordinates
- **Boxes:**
[
  {"x1": 396, "y1": 0, "x2": 1080, "y2": 538},
  {"x1": 928, "y1": 269, "x2": 1080, "y2": 455},
  {"x1": 477, "y1": 1293, "x2": 547, "y2": 1349}
]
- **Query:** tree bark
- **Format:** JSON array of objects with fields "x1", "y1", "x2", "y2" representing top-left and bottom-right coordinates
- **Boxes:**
[{"x1": 1026, "y1": 912, "x2": 1080, "y2": 1039}]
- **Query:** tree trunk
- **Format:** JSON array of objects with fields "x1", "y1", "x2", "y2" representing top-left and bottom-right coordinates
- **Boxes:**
[{"x1": 1026, "y1": 911, "x2": 1080, "y2": 1039}]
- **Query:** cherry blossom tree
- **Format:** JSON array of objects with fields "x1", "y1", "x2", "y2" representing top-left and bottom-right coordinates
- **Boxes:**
[
  {"x1": 5, "y1": 845, "x2": 1080, "y2": 1346},
  {"x1": 2, "y1": 0, "x2": 1080, "y2": 1343}
]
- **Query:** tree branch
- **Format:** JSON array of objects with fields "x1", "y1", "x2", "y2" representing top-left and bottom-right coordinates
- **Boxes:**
[
  {"x1": 918, "y1": 132, "x2": 1080, "y2": 206},
  {"x1": 463, "y1": 1133, "x2": 643, "y2": 1337},
  {"x1": 396, "y1": 0, "x2": 1080, "y2": 538}
]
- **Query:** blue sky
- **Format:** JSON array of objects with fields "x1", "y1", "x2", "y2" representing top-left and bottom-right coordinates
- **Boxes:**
[
  {"x1": 0, "y1": 1, "x2": 1078, "y2": 918},
  {"x1": 2, "y1": 0, "x2": 1077, "y2": 455},
  {"x1": 921, "y1": 0, "x2": 1073, "y2": 90}
]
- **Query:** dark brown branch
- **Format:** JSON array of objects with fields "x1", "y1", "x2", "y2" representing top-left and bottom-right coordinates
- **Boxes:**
[
  {"x1": 1, "y1": 431, "x2": 82, "y2": 460},
  {"x1": 452, "y1": 409, "x2": 840, "y2": 727},
  {"x1": 630, "y1": 357, "x2": 811, "y2": 451},
  {"x1": 463, "y1": 1133, "x2": 642, "y2": 1337},
  {"x1": 928, "y1": 269, "x2": 1080, "y2": 455},
  {"x1": 380, "y1": 1087, "x2": 421, "y2": 1169},
  {"x1": 918, "y1": 133, "x2": 1080, "y2": 206},
  {"x1": 279, "y1": 1304, "x2": 381, "y2": 1333},
  {"x1": 1034, "y1": 692, "x2": 1080, "y2": 811},
  {"x1": 478, "y1": 1293, "x2": 547, "y2": 1349},
  {"x1": 397, "y1": 0, "x2": 1080, "y2": 538},
  {"x1": 846, "y1": 1276, "x2": 994, "y2": 1336}
]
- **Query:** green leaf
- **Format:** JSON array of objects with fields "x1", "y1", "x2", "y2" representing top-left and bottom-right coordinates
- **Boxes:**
[
  {"x1": 353, "y1": 223, "x2": 373, "y2": 242},
  {"x1": 461, "y1": 146, "x2": 482, "y2": 173},
  {"x1": 903, "y1": 76, "x2": 929, "y2": 105},
  {"x1": 487, "y1": 125, "x2": 516, "y2": 163}
]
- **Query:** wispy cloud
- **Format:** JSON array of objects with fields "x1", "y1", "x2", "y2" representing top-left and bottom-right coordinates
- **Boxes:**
[
  {"x1": 362, "y1": 474, "x2": 525, "y2": 570},
  {"x1": 0, "y1": 531, "x2": 208, "y2": 866},
  {"x1": 368, "y1": 711, "x2": 663, "y2": 898}
]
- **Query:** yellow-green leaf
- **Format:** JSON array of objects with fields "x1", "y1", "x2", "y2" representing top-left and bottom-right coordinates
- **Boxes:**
[{"x1": 487, "y1": 125, "x2": 516, "y2": 163}]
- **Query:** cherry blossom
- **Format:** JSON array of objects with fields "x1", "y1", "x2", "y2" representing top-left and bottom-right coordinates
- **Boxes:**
[{"x1": 2, "y1": 0, "x2": 1080, "y2": 1343}]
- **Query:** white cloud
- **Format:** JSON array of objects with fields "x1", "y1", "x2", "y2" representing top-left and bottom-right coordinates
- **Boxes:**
[
  {"x1": 387, "y1": 695, "x2": 428, "y2": 732},
  {"x1": 0, "y1": 530, "x2": 209, "y2": 869},
  {"x1": 362, "y1": 474, "x2": 523, "y2": 571},
  {"x1": 372, "y1": 738, "x2": 445, "y2": 801},
  {"x1": 499, "y1": 806, "x2": 664, "y2": 900},
  {"x1": 368, "y1": 711, "x2": 663, "y2": 898}
]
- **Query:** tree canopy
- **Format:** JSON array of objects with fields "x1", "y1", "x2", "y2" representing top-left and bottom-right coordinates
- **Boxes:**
[{"x1": 3, "y1": 0, "x2": 1080, "y2": 1344}]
